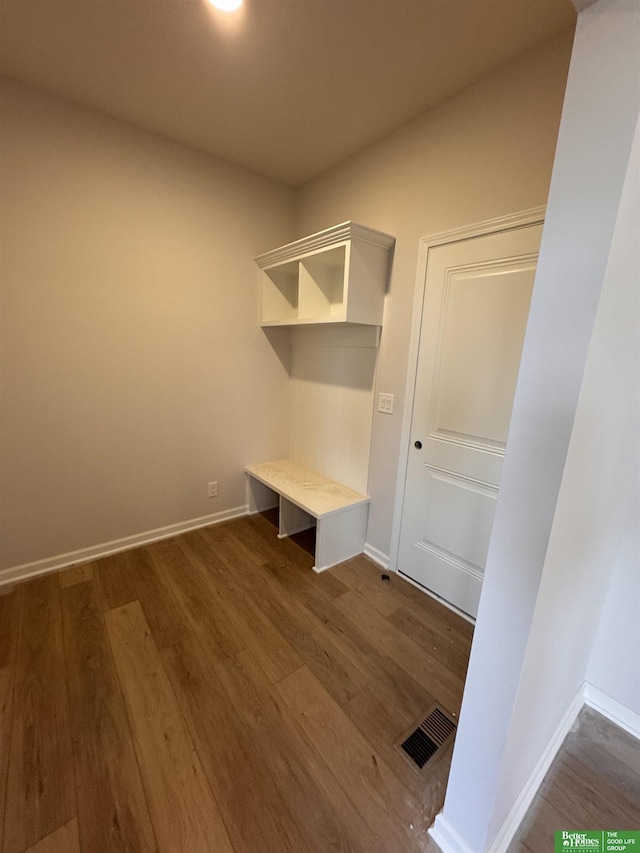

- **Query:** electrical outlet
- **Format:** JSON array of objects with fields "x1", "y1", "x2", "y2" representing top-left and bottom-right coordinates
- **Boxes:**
[
  {"x1": 378, "y1": 392, "x2": 394, "y2": 414},
  {"x1": 207, "y1": 481, "x2": 218, "y2": 498}
]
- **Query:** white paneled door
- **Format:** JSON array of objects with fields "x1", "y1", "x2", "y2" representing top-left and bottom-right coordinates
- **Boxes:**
[{"x1": 397, "y1": 222, "x2": 543, "y2": 618}]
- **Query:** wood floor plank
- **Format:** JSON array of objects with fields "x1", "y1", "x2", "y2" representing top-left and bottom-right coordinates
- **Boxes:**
[
  {"x1": 392, "y1": 573, "x2": 474, "y2": 641},
  {"x1": 93, "y1": 552, "x2": 137, "y2": 612},
  {"x1": 178, "y1": 530, "x2": 302, "y2": 684},
  {"x1": 539, "y1": 751, "x2": 640, "y2": 829},
  {"x1": 239, "y1": 514, "x2": 350, "y2": 601},
  {"x1": 332, "y1": 556, "x2": 474, "y2": 660},
  {"x1": 285, "y1": 574, "x2": 439, "y2": 724},
  {"x1": 277, "y1": 665, "x2": 432, "y2": 852},
  {"x1": 306, "y1": 563, "x2": 350, "y2": 601},
  {"x1": 250, "y1": 541, "x2": 335, "y2": 612},
  {"x1": 22, "y1": 819, "x2": 80, "y2": 853},
  {"x1": 387, "y1": 604, "x2": 471, "y2": 681},
  {"x1": 565, "y1": 735, "x2": 640, "y2": 805},
  {"x1": 389, "y1": 591, "x2": 474, "y2": 653},
  {"x1": 122, "y1": 547, "x2": 192, "y2": 651},
  {"x1": 147, "y1": 537, "x2": 245, "y2": 664},
  {"x1": 162, "y1": 635, "x2": 310, "y2": 853},
  {"x1": 565, "y1": 706, "x2": 640, "y2": 785},
  {"x1": 224, "y1": 521, "x2": 449, "y2": 723},
  {"x1": 343, "y1": 681, "x2": 453, "y2": 814},
  {"x1": 60, "y1": 581, "x2": 156, "y2": 853},
  {"x1": 333, "y1": 590, "x2": 466, "y2": 714},
  {"x1": 229, "y1": 526, "x2": 313, "y2": 595},
  {"x1": 3, "y1": 575, "x2": 76, "y2": 853},
  {"x1": 509, "y1": 707, "x2": 640, "y2": 850},
  {"x1": 203, "y1": 526, "x2": 371, "y2": 704},
  {"x1": 216, "y1": 649, "x2": 382, "y2": 853},
  {"x1": 212, "y1": 531, "x2": 367, "y2": 698},
  {"x1": 240, "y1": 532, "x2": 440, "y2": 725},
  {"x1": 188, "y1": 528, "x2": 367, "y2": 705},
  {"x1": 330, "y1": 556, "x2": 407, "y2": 616},
  {"x1": 0, "y1": 589, "x2": 20, "y2": 851},
  {"x1": 244, "y1": 561, "x2": 369, "y2": 704},
  {"x1": 0, "y1": 587, "x2": 20, "y2": 669},
  {"x1": 6, "y1": 519, "x2": 633, "y2": 853},
  {"x1": 0, "y1": 666, "x2": 15, "y2": 853},
  {"x1": 235, "y1": 516, "x2": 317, "y2": 581},
  {"x1": 58, "y1": 563, "x2": 93, "y2": 589},
  {"x1": 507, "y1": 797, "x2": 576, "y2": 853},
  {"x1": 232, "y1": 527, "x2": 441, "y2": 725},
  {"x1": 224, "y1": 519, "x2": 270, "y2": 567},
  {"x1": 104, "y1": 601, "x2": 233, "y2": 853}
]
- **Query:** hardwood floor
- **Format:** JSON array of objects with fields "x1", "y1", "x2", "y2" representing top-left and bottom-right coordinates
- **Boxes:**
[
  {"x1": 2, "y1": 515, "x2": 636, "y2": 852},
  {"x1": 509, "y1": 706, "x2": 640, "y2": 852},
  {"x1": 3, "y1": 575, "x2": 75, "y2": 853},
  {"x1": 0, "y1": 514, "x2": 471, "y2": 853}
]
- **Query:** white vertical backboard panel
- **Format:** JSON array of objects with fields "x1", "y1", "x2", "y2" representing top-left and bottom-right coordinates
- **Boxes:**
[
  {"x1": 289, "y1": 345, "x2": 342, "y2": 480},
  {"x1": 289, "y1": 332, "x2": 378, "y2": 495},
  {"x1": 337, "y1": 346, "x2": 378, "y2": 492}
]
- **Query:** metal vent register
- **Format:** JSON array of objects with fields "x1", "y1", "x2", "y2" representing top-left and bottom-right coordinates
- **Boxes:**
[{"x1": 395, "y1": 705, "x2": 457, "y2": 772}]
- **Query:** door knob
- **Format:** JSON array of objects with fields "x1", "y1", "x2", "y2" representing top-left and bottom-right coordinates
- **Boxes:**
[{"x1": 414, "y1": 440, "x2": 423, "y2": 449}]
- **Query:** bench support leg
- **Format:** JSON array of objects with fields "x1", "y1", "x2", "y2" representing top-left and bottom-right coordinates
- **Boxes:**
[{"x1": 314, "y1": 503, "x2": 369, "y2": 572}]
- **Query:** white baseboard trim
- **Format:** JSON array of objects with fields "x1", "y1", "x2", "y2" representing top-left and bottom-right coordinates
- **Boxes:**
[
  {"x1": 486, "y1": 683, "x2": 587, "y2": 853},
  {"x1": 429, "y1": 813, "x2": 475, "y2": 853},
  {"x1": 430, "y1": 682, "x2": 639, "y2": 853},
  {"x1": 0, "y1": 505, "x2": 249, "y2": 587},
  {"x1": 583, "y1": 682, "x2": 640, "y2": 739},
  {"x1": 363, "y1": 543, "x2": 389, "y2": 569}
]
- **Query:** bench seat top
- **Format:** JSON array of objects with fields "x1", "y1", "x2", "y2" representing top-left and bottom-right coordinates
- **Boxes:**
[{"x1": 245, "y1": 459, "x2": 369, "y2": 519}]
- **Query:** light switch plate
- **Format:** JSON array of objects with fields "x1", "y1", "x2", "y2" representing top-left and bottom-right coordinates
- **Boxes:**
[{"x1": 378, "y1": 393, "x2": 394, "y2": 414}]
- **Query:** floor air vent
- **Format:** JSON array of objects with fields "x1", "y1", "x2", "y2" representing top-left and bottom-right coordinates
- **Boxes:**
[{"x1": 395, "y1": 705, "x2": 457, "y2": 772}]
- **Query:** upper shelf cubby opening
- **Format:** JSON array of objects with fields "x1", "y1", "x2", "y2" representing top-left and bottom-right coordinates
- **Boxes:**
[{"x1": 255, "y1": 221, "x2": 395, "y2": 328}]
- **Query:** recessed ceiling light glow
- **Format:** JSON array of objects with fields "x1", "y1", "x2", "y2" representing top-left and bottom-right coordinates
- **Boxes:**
[{"x1": 209, "y1": 0, "x2": 243, "y2": 11}]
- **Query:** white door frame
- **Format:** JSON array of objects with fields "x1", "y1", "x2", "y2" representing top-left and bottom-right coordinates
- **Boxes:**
[{"x1": 388, "y1": 206, "x2": 546, "y2": 610}]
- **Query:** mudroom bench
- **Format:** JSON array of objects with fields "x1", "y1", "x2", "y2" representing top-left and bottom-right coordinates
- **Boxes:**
[{"x1": 245, "y1": 459, "x2": 370, "y2": 572}]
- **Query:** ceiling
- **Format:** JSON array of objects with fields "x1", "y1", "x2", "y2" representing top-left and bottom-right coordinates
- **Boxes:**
[{"x1": 0, "y1": 0, "x2": 576, "y2": 186}]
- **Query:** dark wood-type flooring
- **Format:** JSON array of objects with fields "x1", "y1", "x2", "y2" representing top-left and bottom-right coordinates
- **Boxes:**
[
  {"x1": 509, "y1": 705, "x2": 640, "y2": 852},
  {"x1": 1, "y1": 513, "x2": 637, "y2": 853},
  {"x1": 0, "y1": 514, "x2": 473, "y2": 853}
]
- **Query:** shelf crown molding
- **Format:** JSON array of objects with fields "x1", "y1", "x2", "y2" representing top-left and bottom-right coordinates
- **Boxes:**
[{"x1": 255, "y1": 221, "x2": 395, "y2": 269}]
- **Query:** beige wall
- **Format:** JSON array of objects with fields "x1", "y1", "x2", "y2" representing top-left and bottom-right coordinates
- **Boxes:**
[
  {"x1": 0, "y1": 29, "x2": 574, "y2": 573},
  {"x1": 296, "y1": 30, "x2": 574, "y2": 559},
  {"x1": 0, "y1": 77, "x2": 295, "y2": 571}
]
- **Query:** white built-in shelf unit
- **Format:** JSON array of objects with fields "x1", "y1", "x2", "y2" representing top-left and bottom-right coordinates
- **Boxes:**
[
  {"x1": 255, "y1": 221, "x2": 395, "y2": 326},
  {"x1": 248, "y1": 221, "x2": 395, "y2": 571}
]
